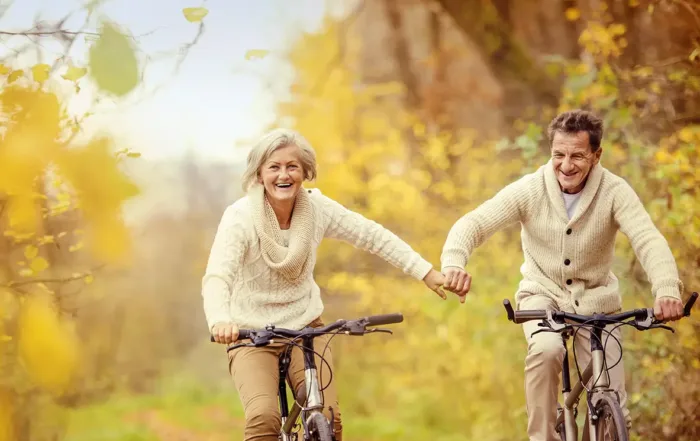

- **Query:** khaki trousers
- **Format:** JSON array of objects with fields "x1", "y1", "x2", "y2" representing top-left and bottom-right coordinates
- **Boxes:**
[
  {"x1": 228, "y1": 319, "x2": 343, "y2": 441},
  {"x1": 521, "y1": 295, "x2": 631, "y2": 441}
]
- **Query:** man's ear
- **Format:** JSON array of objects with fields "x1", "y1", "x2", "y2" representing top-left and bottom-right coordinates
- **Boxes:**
[{"x1": 594, "y1": 148, "x2": 603, "y2": 164}]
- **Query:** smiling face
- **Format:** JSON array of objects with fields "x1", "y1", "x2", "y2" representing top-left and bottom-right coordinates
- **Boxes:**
[
  {"x1": 258, "y1": 144, "x2": 305, "y2": 204},
  {"x1": 551, "y1": 131, "x2": 602, "y2": 194}
]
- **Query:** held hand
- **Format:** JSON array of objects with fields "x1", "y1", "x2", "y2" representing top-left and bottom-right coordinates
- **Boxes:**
[
  {"x1": 443, "y1": 267, "x2": 472, "y2": 304},
  {"x1": 211, "y1": 322, "x2": 240, "y2": 344},
  {"x1": 423, "y1": 269, "x2": 447, "y2": 300},
  {"x1": 653, "y1": 297, "x2": 684, "y2": 322}
]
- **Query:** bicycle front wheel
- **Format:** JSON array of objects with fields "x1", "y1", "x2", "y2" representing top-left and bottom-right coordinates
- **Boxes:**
[
  {"x1": 592, "y1": 392, "x2": 628, "y2": 441},
  {"x1": 306, "y1": 412, "x2": 333, "y2": 441}
]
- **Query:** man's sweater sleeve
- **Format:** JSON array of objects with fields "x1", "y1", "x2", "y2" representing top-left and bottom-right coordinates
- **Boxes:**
[
  {"x1": 441, "y1": 176, "x2": 531, "y2": 272},
  {"x1": 613, "y1": 179, "x2": 683, "y2": 300}
]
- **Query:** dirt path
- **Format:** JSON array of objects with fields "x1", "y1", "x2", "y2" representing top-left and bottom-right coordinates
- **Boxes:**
[{"x1": 128, "y1": 406, "x2": 245, "y2": 441}]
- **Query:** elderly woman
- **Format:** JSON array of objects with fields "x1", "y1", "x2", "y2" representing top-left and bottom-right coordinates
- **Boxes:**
[{"x1": 202, "y1": 128, "x2": 445, "y2": 441}]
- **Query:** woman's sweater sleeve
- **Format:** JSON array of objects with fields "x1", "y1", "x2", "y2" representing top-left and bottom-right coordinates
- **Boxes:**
[
  {"x1": 315, "y1": 193, "x2": 433, "y2": 281},
  {"x1": 201, "y1": 204, "x2": 249, "y2": 332}
]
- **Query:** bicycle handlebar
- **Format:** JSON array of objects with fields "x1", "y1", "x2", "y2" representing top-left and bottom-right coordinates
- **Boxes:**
[
  {"x1": 503, "y1": 291, "x2": 698, "y2": 328},
  {"x1": 209, "y1": 313, "x2": 404, "y2": 345}
]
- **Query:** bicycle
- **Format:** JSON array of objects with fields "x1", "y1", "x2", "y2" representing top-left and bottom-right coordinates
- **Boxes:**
[
  {"x1": 503, "y1": 291, "x2": 698, "y2": 441},
  {"x1": 210, "y1": 313, "x2": 405, "y2": 441}
]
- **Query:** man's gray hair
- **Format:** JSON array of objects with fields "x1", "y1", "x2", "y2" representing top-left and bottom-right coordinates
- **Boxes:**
[{"x1": 241, "y1": 128, "x2": 318, "y2": 192}]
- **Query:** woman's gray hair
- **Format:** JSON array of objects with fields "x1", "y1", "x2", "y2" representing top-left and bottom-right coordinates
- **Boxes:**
[{"x1": 241, "y1": 128, "x2": 317, "y2": 192}]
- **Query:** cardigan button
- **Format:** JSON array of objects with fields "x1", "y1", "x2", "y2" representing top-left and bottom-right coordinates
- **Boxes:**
[
  {"x1": 575, "y1": 300, "x2": 580, "y2": 306},
  {"x1": 564, "y1": 259, "x2": 571, "y2": 266},
  {"x1": 566, "y1": 279, "x2": 572, "y2": 285},
  {"x1": 566, "y1": 228, "x2": 572, "y2": 235}
]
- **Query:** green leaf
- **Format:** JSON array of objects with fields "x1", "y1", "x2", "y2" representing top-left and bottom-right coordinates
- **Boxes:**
[
  {"x1": 88, "y1": 21, "x2": 139, "y2": 97},
  {"x1": 183, "y1": 7, "x2": 209, "y2": 23}
]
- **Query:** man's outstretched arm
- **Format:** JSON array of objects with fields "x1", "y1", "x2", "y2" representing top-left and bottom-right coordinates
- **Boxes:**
[{"x1": 441, "y1": 176, "x2": 532, "y2": 298}]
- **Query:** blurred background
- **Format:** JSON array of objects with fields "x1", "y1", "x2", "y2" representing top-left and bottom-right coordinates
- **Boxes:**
[{"x1": 0, "y1": 0, "x2": 698, "y2": 440}]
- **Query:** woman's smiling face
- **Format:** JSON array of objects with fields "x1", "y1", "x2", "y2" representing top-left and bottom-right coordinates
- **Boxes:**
[{"x1": 258, "y1": 144, "x2": 305, "y2": 204}]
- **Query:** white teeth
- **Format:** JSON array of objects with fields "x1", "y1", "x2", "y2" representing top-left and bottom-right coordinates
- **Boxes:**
[{"x1": 276, "y1": 183, "x2": 292, "y2": 187}]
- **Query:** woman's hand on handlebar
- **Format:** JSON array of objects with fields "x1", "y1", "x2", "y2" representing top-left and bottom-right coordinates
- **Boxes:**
[{"x1": 211, "y1": 322, "x2": 239, "y2": 344}]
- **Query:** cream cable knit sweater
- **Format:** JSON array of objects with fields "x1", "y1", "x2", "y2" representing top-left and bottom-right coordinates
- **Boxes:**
[
  {"x1": 202, "y1": 188, "x2": 433, "y2": 331},
  {"x1": 441, "y1": 161, "x2": 683, "y2": 315}
]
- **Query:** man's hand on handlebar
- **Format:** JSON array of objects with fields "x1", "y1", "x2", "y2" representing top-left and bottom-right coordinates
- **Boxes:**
[
  {"x1": 211, "y1": 322, "x2": 239, "y2": 344},
  {"x1": 653, "y1": 296, "x2": 684, "y2": 322}
]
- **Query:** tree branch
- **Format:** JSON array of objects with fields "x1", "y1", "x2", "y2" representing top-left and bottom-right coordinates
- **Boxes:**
[{"x1": 5, "y1": 264, "x2": 105, "y2": 288}]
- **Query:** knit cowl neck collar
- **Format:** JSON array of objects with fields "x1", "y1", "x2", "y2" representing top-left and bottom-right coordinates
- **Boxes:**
[{"x1": 249, "y1": 183, "x2": 314, "y2": 282}]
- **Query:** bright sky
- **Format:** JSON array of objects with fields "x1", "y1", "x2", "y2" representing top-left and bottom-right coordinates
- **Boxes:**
[{"x1": 0, "y1": 0, "x2": 340, "y2": 163}]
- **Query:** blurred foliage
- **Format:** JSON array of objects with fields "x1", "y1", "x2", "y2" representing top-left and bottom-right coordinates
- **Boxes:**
[{"x1": 1, "y1": 1, "x2": 698, "y2": 441}]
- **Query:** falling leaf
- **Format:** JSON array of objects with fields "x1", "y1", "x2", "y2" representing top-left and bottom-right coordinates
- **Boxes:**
[
  {"x1": 31, "y1": 64, "x2": 50, "y2": 83},
  {"x1": 62, "y1": 65, "x2": 88, "y2": 82},
  {"x1": 84, "y1": 274, "x2": 94, "y2": 284},
  {"x1": 30, "y1": 257, "x2": 49, "y2": 273},
  {"x1": 126, "y1": 151, "x2": 141, "y2": 158},
  {"x1": 88, "y1": 21, "x2": 139, "y2": 96},
  {"x1": 245, "y1": 49, "x2": 270, "y2": 61},
  {"x1": 565, "y1": 8, "x2": 581, "y2": 21},
  {"x1": 183, "y1": 7, "x2": 209, "y2": 23},
  {"x1": 0, "y1": 64, "x2": 10, "y2": 75},
  {"x1": 7, "y1": 70, "x2": 23, "y2": 83}
]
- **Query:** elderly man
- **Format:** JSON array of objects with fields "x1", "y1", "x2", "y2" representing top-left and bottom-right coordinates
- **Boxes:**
[{"x1": 440, "y1": 109, "x2": 684, "y2": 441}]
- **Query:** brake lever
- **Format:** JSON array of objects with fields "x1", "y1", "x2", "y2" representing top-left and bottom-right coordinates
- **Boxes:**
[
  {"x1": 650, "y1": 324, "x2": 675, "y2": 333},
  {"x1": 366, "y1": 328, "x2": 393, "y2": 335}
]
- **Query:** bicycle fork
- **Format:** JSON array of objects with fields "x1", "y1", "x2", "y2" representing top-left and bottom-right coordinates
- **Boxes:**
[
  {"x1": 559, "y1": 327, "x2": 610, "y2": 441},
  {"x1": 279, "y1": 336, "x2": 332, "y2": 441}
]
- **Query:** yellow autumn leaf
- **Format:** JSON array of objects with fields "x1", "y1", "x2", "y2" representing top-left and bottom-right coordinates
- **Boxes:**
[
  {"x1": 245, "y1": 49, "x2": 270, "y2": 60},
  {"x1": 62, "y1": 65, "x2": 88, "y2": 82},
  {"x1": 7, "y1": 69, "x2": 23, "y2": 83},
  {"x1": 84, "y1": 274, "x2": 94, "y2": 284},
  {"x1": 565, "y1": 7, "x2": 581, "y2": 21},
  {"x1": 24, "y1": 245, "x2": 39, "y2": 260},
  {"x1": 183, "y1": 7, "x2": 209, "y2": 23},
  {"x1": 31, "y1": 63, "x2": 50, "y2": 82},
  {"x1": 0, "y1": 64, "x2": 10, "y2": 75},
  {"x1": 126, "y1": 151, "x2": 142, "y2": 158},
  {"x1": 18, "y1": 293, "x2": 80, "y2": 394},
  {"x1": 30, "y1": 257, "x2": 49, "y2": 273}
]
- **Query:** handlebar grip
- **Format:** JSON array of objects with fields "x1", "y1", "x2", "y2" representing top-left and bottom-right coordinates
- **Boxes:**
[
  {"x1": 209, "y1": 329, "x2": 251, "y2": 342},
  {"x1": 513, "y1": 310, "x2": 548, "y2": 324},
  {"x1": 684, "y1": 292, "x2": 698, "y2": 317},
  {"x1": 365, "y1": 313, "x2": 404, "y2": 326}
]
